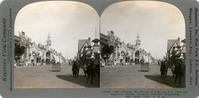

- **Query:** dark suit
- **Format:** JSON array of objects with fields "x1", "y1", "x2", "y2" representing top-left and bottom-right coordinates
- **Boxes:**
[
  {"x1": 174, "y1": 64, "x2": 182, "y2": 85},
  {"x1": 72, "y1": 62, "x2": 78, "y2": 78},
  {"x1": 86, "y1": 63, "x2": 94, "y2": 84},
  {"x1": 160, "y1": 61, "x2": 166, "y2": 78}
]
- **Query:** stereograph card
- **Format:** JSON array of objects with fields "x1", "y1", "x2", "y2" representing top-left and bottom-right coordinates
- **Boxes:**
[{"x1": 0, "y1": 0, "x2": 199, "y2": 98}]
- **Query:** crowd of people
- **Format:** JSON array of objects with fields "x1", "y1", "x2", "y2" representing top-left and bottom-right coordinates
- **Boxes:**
[
  {"x1": 71, "y1": 60, "x2": 100, "y2": 84},
  {"x1": 160, "y1": 60, "x2": 185, "y2": 86}
]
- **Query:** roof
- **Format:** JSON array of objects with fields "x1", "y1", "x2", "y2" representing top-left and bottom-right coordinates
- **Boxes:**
[
  {"x1": 100, "y1": 33, "x2": 121, "y2": 46},
  {"x1": 167, "y1": 39, "x2": 179, "y2": 52},
  {"x1": 14, "y1": 35, "x2": 21, "y2": 44},
  {"x1": 100, "y1": 33, "x2": 109, "y2": 40},
  {"x1": 181, "y1": 39, "x2": 186, "y2": 43},
  {"x1": 92, "y1": 38, "x2": 100, "y2": 42},
  {"x1": 78, "y1": 39, "x2": 89, "y2": 52},
  {"x1": 14, "y1": 35, "x2": 20, "y2": 39}
]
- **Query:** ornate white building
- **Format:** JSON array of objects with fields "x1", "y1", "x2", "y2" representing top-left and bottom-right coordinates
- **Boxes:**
[
  {"x1": 100, "y1": 31, "x2": 155, "y2": 66},
  {"x1": 14, "y1": 31, "x2": 65, "y2": 66}
]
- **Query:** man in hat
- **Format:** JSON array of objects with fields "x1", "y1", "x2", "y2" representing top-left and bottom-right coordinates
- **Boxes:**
[{"x1": 173, "y1": 63, "x2": 182, "y2": 85}]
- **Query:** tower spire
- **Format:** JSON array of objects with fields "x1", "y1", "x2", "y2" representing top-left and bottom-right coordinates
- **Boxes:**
[
  {"x1": 47, "y1": 33, "x2": 51, "y2": 46},
  {"x1": 136, "y1": 33, "x2": 141, "y2": 46},
  {"x1": 137, "y1": 33, "x2": 140, "y2": 39}
]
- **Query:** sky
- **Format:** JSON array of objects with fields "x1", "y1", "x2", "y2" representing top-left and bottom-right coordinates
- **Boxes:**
[
  {"x1": 14, "y1": 1, "x2": 186, "y2": 60},
  {"x1": 100, "y1": 1, "x2": 185, "y2": 60},
  {"x1": 14, "y1": 1, "x2": 99, "y2": 59}
]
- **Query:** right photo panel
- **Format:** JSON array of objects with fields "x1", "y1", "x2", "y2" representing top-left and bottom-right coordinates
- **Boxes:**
[{"x1": 100, "y1": 1, "x2": 186, "y2": 88}]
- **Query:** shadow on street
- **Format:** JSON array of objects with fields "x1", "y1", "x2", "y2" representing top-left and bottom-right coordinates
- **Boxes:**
[
  {"x1": 56, "y1": 74, "x2": 100, "y2": 88},
  {"x1": 49, "y1": 70, "x2": 60, "y2": 72},
  {"x1": 144, "y1": 75, "x2": 185, "y2": 88},
  {"x1": 138, "y1": 70, "x2": 149, "y2": 72}
]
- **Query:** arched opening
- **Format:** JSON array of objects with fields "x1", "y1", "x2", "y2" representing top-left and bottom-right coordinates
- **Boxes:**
[
  {"x1": 46, "y1": 51, "x2": 51, "y2": 64},
  {"x1": 135, "y1": 51, "x2": 140, "y2": 64},
  {"x1": 101, "y1": 43, "x2": 114, "y2": 60},
  {"x1": 14, "y1": 44, "x2": 26, "y2": 66}
]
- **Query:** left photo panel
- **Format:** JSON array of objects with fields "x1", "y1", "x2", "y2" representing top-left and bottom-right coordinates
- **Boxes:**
[{"x1": 14, "y1": 1, "x2": 100, "y2": 88}]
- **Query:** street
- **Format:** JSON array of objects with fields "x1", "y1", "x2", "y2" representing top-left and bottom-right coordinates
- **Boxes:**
[
  {"x1": 101, "y1": 63, "x2": 185, "y2": 88},
  {"x1": 14, "y1": 63, "x2": 99, "y2": 88},
  {"x1": 14, "y1": 63, "x2": 185, "y2": 88}
]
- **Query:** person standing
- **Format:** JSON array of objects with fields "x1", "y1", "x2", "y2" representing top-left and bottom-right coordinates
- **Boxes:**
[
  {"x1": 165, "y1": 61, "x2": 168, "y2": 77},
  {"x1": 86, "y1": 62, "x2": 94, "y2": 84},
  {"x1": 83, "y1": 63, "x2": 87, "y2": 77},
  {"x1": 160, "y1": 61, "x2": 166, "y2": 78},
  {"x1": 171, "y1": 64, "x2": 175, "y2": 77},
  {"x1": 76, "y1": 61, "x2": 80, "y2": 77},
  {"x1": 72, "y1": 61, "x2": 77, "y2": 78},
  {"x1": 173, "y1": 63, "x2": 182, "y2": 85},
  {"x1": 96, "y1": 61, "x2": 100, "y2": 78}
]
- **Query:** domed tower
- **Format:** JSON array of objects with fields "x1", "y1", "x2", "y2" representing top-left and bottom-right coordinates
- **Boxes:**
[
  {"x1": 134, "y1": 33, "x2": 141, "y2": 64},
  {"x1": 47, "y1": 33, "x2": 52, "y2": 47},
  {"x1": 46, "y1": 33, "x2": 52, "y2": 64}
]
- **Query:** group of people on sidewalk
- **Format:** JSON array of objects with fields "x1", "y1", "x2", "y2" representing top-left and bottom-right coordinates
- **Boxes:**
[
  {"x1": 160, "y1": 60, "x2": 185, "y2": 86},
  {"x1": 72, "y1": 60, "x2": 100, "y2": 84}
]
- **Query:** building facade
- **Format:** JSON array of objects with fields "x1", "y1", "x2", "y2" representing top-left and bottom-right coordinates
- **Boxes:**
[
  {"x1": 100, "y1": 31, "x2": 155, "y2": 66},
  {"x1": 78, "y1": 37, "x2": 92, "y2": 64},
  {"x1": 14, "y1": 31, "x2": 65, "y2": 67},
  {"x1": 167, "y1": 38, "x2": 186, "y2": 67},
  {"x1": 78, "y1": 37, "x2": 100, "y2": 65}
]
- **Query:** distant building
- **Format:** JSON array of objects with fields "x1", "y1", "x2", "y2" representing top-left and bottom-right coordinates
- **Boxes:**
[
  {"x1": 14, "y1": 31, "x2": 65, "y2": 66},
  {"x1": 100, "y1": 31, "x2": 154, "y2": 66},
  {"x1": 126, "y1": 33, "x2": 142, "y2": 64}
]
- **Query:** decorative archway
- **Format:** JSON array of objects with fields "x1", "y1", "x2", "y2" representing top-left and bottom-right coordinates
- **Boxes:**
[{"x1": 101, "y1": 43, "x2": 114, "y2": 60}]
